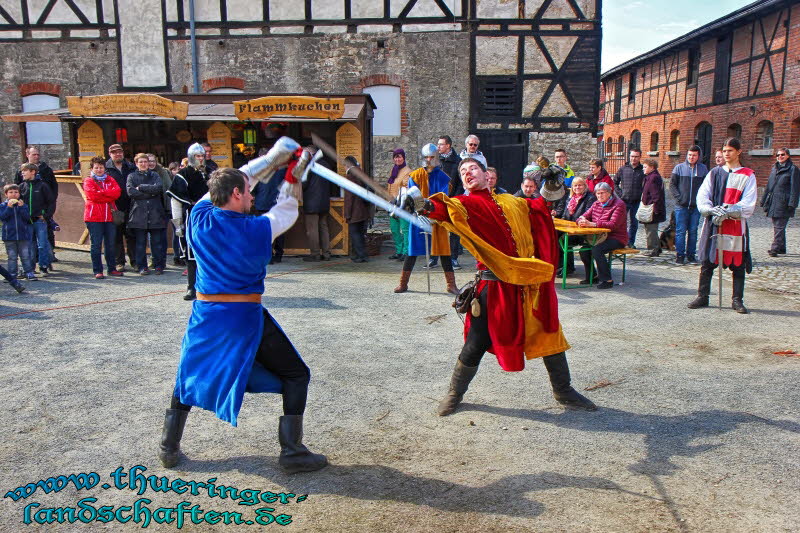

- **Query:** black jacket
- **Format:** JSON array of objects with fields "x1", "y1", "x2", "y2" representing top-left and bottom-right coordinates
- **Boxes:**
[
  {"x1": 440, "y1": 151, "x2": 463, "y2": 196},
  {"x1": 762, "y1": 159, "x2": 800, "y2": 218},
  {"x1": 19, "y1": 177, "x2": 55, "y2": 223},
  {"x1": 15, "y1": 161, "x2": 58, "y2": 200},
  {"x1": 126, "y1": 170, "x2": 166, "y2": 229},
  {"x1": 554, "y1": 192, "x2": 596, "y2": 221},
  {"x1": 106, "y1": 158, "x2": 137, "y2": 213},
  {"x1": 302, "y1": 159, "x2": 334, "y2": 214},
  {"x1": 614, "y1": 163, "x2": 644, "y2": 203}
]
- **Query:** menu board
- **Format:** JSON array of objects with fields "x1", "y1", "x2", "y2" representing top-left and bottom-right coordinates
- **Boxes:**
[
  {"x1": 206, "y1": 122, "x2": 233, "y2": 169},
  {"x1": 335, "y1": 123, "x2": 363, "y2": 176},
  {"x1": 76, "y1": 121, "x2": 104, "y2": 179}
]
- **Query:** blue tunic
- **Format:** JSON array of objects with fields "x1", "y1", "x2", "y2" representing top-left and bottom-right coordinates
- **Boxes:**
[
  {"x1": 174, "y1": 199, "x2": 303, "y2": 426},
  {"x1": 407, "y1": 167, "x2": 449, "y2": 256}
]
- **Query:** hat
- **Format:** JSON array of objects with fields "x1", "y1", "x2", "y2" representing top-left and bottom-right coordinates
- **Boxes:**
[
  {"x1": 108, "y1": 144, "x2": 123, "y2": 152},
  {"x1": 391, "y1": 148, "x2": 405, "y2": 158}
]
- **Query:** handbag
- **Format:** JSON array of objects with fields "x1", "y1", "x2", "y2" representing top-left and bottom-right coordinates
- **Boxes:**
[
  {"x1": 453, "y1": 275, "x2": 480, "y2": 317},
  {"x1": 636, "y1": 202, "x2": 654, "y2": 223},
  {"x1": 110, "y1": 205, "x2": 125, "y2": 226}
]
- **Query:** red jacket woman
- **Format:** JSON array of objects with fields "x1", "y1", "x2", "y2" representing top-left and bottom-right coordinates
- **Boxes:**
[
  {"x1": 84, "y1": 171, "x2": 121, "y2": 222},
  {"x1": 586, "y1": 158, "x2": 615, "y2": 193}
]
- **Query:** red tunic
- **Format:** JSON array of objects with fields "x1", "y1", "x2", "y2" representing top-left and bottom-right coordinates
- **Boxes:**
[{"x1": 427, "y1": 189, "x2": 564, "y2": 371}]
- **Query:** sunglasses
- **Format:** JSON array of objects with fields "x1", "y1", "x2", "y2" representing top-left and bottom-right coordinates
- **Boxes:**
[
  {"x1": 467, "y1": 143, "x2": 478, "y2": 147},
  {"x1": 777, "y1": 153, "x2": 788, "y2": 157}
]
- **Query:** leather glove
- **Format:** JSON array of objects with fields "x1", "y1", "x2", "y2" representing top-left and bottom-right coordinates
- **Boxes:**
[
  {"x1": 172, "y1": 218, "x2": 183, "y2": 237},
  {"x1": 419, "y1": 198, "x2": 435, "y2": 215}
]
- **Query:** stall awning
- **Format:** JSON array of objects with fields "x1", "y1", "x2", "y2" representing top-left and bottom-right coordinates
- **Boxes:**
[{"x1": 1, "y1": 103, "x2": 365, "y2": 123}]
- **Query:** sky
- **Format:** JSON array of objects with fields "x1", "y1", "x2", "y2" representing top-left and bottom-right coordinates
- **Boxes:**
[{"x1": 601, "y1": 0, "x2": 757, "y2": 73}]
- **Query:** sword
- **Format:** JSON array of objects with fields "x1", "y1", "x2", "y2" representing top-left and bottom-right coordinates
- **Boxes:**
[
  {"x1": 241, "y1": 136, "x2": 432, "y2": 233},
  {"x1": 424, "y1": 232, "x2": 431, "y2": 295},
  {"x1": 716, "y1": 233, "x2": 724, "y2": 310}
]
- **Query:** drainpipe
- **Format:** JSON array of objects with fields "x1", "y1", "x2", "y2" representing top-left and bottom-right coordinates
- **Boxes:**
[{"x1": 189, "y1": 0, "x2": 200, "y2": 93}]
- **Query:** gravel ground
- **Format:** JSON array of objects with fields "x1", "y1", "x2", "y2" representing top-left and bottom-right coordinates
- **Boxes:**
[{"x1": 0, "y1": 211, "x2": 798, "y2": 532}]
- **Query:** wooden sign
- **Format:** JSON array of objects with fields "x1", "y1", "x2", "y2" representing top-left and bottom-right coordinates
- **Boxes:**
[
  {"x1": 76, "y1": 120, "x2": 104, "y2": 179},
  {"x1": 233, "y1": 96, "x2": 345, "y2": 120},
  {"x1": 206, "y1": 122, "x2": 233, "y2": 169},
  {"x1": 335, "y1": 123, "x2": 363, "y2": 176},
  {"x1": 67, "y1": 94, "x2": 188, "y2": 120}
]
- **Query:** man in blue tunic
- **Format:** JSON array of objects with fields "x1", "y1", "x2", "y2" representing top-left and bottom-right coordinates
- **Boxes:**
[{"x1": 158, "y1": 167, "x2": 328, "y2": 474}]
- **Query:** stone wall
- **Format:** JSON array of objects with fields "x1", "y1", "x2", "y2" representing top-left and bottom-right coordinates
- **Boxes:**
[
  {"x1": 170, "y1": 31, "x2": 471, "y2": 182},
  {"x1": 0, "y1": 40, "x2": 119, "y2": 185}
]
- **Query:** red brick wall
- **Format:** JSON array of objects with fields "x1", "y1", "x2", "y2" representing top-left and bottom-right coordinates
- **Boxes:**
[
  {"x1": 601, "y1": 5, "x2": 800, "y2": 186},
  {"x1": 19, "y1": 82, "x2": 61, "y2": 97}
]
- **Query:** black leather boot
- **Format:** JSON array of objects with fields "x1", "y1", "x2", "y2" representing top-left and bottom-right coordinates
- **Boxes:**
[
  {"x1": 687, "y1": 266, "x2": 713, "y2": 309},
  {"x1": 732, "y1": 273, "x2": 748, "y2": 313},
  {"x1": 437, "y1": 360, "x2": 479, "y2": 416},
  {"x1": 542, "y1": 353, "x2": 597, "y2": 411},
  {"x1": 183, "y1": 288, "x2": 196, "y2": 301},
  {"x1": 158, "y1": 409, "x2": 189, "y2": 468},
  {"x1": 278, "y1": 415, "x2": 328, "y2": 474}
]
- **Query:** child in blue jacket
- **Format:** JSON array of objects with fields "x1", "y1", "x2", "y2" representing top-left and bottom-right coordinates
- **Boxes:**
[{"x1": 1, "y1": 183, "x2": 34, "y2": 282}]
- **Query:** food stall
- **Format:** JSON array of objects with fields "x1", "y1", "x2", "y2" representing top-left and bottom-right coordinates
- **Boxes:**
[{"x1": 1, "y1": 92, "x2": 375, "y2": 256}]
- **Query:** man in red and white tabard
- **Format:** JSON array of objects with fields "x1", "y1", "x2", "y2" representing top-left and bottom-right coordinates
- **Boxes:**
[{"x1": 421, "y1": 157, "x2": 597, "y2": 415}]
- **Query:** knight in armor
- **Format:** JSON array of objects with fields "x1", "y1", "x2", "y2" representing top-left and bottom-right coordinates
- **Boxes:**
[
  {"x1": 418, "y1": 157, "x2": 597, "y2": 415},
  {"x1": 393, "y1": 143, "x2": 458, "y2": 295},
  {"x1": 167, "y1": 143, "x2": 209, "y2": 301}
]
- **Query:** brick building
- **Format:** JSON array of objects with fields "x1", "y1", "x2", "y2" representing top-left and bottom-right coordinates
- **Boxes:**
[
  {"x1": 0, "y1": 0, "x2": 601, "y2": 193},
  {"x1": 600, "y1": 0, "x2": 799, "y2": 187}
]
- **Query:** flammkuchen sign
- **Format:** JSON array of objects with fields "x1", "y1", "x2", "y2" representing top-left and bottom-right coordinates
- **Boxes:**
[
  {"x1": 233, "y1": 96, "x2": 346, "y2": 120},
  {"x1": 66, "y1": 94, "x2": 189, "y2": 120}
]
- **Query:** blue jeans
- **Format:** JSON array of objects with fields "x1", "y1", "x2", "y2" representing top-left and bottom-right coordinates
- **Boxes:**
[
  {"x1": 625, "y1": 200, "x2": 640, "y2": 246},
  {"x1": 675, "y1": 206, "x2": 701, "y2": 258},
  {"x1": 86, "y1": 222, "x2": 117, "y2": 274},
  {"x1": 31, "y1": 219, "x2": 52, "y2": 269},
  {"x1": 4, "y1": 240, "x2": 33, "y2": 276},
  {"x1": 134, "y1": 228, "x2": 166, "y2": 270}
]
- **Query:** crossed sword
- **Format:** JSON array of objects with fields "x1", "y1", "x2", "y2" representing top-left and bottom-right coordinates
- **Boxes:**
[{"x1": 240, "y1": 135, "x2": 435, "y2": 294}]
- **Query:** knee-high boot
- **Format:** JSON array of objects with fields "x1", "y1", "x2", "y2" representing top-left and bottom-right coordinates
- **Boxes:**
[
  {"x1": 394, "y1": 271, "x2": 411, "y2": 293},
  {"x1": 158, "y1": 409, "x2": 189, "y2": 468},
  {"x1": 437, "y1": 360, "x2": 479, "y2": 416},
  {"x1": 731, "y1": 272, "x2": 748, "y2": 314},
  {"x1": 542, "y1": 352, "x2": 597, "y2": 411},
  {"x1": 444, "y1": 271, "x2": 459, "y2": 295},
  {"x1": 184, "y1": 260, "x2": 197, "y2": 301},
  {"x1": 687, "y1": 264, "x2": 713, "y2": 309},
  {"x1": 278, "y1": 415, "x2": 328, "y2": 473}
]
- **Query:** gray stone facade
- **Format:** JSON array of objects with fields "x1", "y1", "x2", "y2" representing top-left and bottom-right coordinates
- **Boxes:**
[{"x1": 529, "y1": 131, "x2": 596, "y2": 178}]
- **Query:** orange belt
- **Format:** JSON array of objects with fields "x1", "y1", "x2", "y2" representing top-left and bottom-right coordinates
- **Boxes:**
[{"x1": 196, "y1": 292, "x2": 261, "y2": 303}]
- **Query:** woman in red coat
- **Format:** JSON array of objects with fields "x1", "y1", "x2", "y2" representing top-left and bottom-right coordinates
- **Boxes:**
[
  {"x1": 586, "y1": 158, "x2": 615, "y2": 193},
  {"x1": 84, "y1": 156, "x2": 123, "y2": 279}
]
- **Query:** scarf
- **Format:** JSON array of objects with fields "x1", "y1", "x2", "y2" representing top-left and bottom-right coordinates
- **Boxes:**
[
  {"x1": 388, "y1": 149, "x2": 406, "y2": 185},
  {"x1": 567, "y1": 193, "x2": 583, "y2": 215},
  {"x1": 91, "y1": 171, "x2": 107, "y2": 182}
]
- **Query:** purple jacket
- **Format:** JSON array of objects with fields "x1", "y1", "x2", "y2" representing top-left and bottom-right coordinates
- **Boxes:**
[
  {"x1": 641, "y1": 169, "x2": 667, "y2": 223},
  {"x1": 583, "y1": 196, "x2": 628, "y2": 245}
]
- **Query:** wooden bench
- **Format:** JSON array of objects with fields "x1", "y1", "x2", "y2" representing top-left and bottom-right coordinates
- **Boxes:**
[{"x1": 607, "y1": 248, "x2": 639, "y2": 284}]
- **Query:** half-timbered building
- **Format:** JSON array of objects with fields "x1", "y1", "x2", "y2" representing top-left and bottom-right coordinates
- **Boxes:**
[
  {"x1": 0, "y1": 0, "x2": 601, "y2": 192},
  {"x1": 600, "y1": 0, "x2": 799, "y2": 186}
]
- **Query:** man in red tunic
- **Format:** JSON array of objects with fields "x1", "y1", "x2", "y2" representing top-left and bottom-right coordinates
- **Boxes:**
[{"x1": 422, "y1": 158, "x2": 596, "y2": 415}]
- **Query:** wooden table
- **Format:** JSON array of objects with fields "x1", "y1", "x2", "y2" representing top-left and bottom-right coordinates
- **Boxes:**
[{"x1": 553, "y1": 219, "x2": 610, "y2": 289}]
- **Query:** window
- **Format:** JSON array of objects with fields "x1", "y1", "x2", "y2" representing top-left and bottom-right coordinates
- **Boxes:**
[
  {"x1": 790, "y1": 118, "x2": 800, "y2": 148},
  {"x1": 606, "y1": 137, "x2": 613, "y2": 156},
  {"x1": 670, "y1": 130, "x2": 680, "y2": 151},
  {"x1": 629, "y1": 130, "x2": 641, "y2": 150},
  {"x1": 650, "y1": 132, "x2": 659, "y2": 152},
  {"x1": 362, "y1": 85, "x2": 401, "y2": 136},
  {"x1": 477, "y1": 78, "x2": 517, "y2": 118},
  {"x1": 727, "y1": 123, "x2": 742, "y2": 139},
  {"x1": 756, "y1": 120, "x2": 774, "y2": 149},
  {"x1": 613, "y1": 77, "x2": 622, "y2": 122},
  {"x1": 687, "y1": 47, "x2": 700, "y2": 85},
  {"x1": 22, "y1": 94, "x2": 62, "y2": 145},
  {"x1": 617, "y1": 135, "x2": 625, "y2": 154},
  {"x1": 628, "y1": 72, "x2": 636, "y2": 101}
]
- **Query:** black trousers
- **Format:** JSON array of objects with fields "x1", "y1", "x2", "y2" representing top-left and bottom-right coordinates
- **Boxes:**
[
  {"x1": 402, "y1": 254, "x2": 454, "y2": 272},
  {"x1": 458, "y1": 286, "x2": 491, "y2": 367},
  {"x1": 172, "y1": 309, "x2": 310, "y2": 416},
  {"x1": 579, "y1": 238, "x2": 625, "y2": 282},
  {"x1": 114, "y1": 219, "x2": 137, "y2": 267},
  {"x1": 349, "y1": 220, "x2": 368, "y2": 260},
  {"x1": 699, "y1": 259, "x2": 745, "y2": 300},
  {"x1": 770, "y1": 217, "x2": 789, "y2": 254}
]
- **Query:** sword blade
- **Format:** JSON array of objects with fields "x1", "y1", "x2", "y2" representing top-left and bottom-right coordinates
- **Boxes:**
[
  {"x1": 311, "y1": 132, "x2": 395, "y2": 202},
  {"x1": 718, "y1": 235, "x2": 723, "y2": 310},
  {"x1": 425, "y1": 232, "x2": 431, "y2": 295},
  {"x1": 307, "y1": 159, "x2": 432, "y2": 233}
]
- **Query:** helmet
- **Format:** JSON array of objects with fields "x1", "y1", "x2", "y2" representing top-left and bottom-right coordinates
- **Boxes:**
[
  {"x1": 187, "y1": 143, "x2": 205, "y2": 169},
  {"x1": 421, "y1": 143, "x2": 438, "y2": 157},
  {"x1": 420, "y1": 143, "x2": 440, "y2": 169}
]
